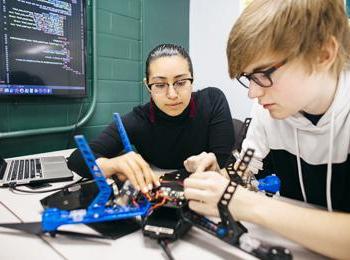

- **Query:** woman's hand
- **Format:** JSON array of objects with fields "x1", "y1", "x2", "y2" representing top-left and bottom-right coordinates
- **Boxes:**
[
  {"x1": 96, "y1": 152, "x2": 160, "y2": 193},
  {"x1": 184, "y1": 171, "x2": 229, "y2": 217},
  {"x1": 184, "y1": 152, "x2": 220, "y2": 174}
]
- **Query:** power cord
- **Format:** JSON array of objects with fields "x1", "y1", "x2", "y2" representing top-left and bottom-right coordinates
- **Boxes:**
[
  {"x1": 66, "y1": 101, "x2": 85, "y2": 149},
  {"x1": 158, "y1": 239, "x2": 175, "y2": 260},
  {"x1": 8, "y1": 177, "x2": 87, "y2": 194}
]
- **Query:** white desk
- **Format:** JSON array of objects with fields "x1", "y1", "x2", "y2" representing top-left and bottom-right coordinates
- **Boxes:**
[{"x1": 0, "y1": 150, "x2": 326, "y2": 260}]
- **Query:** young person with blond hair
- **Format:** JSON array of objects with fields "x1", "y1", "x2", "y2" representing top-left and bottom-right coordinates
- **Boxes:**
[{"x1": 183, "y1": 0, "x2": 350, "y2": 258}]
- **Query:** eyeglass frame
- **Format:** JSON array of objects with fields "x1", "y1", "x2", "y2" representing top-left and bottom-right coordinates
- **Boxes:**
[
  {"x1": 147, "y1": 77, "x2": 194, "y2": 94},
  {"x1": 236, "y1": 59, "x2": 287, "y2": 88}
]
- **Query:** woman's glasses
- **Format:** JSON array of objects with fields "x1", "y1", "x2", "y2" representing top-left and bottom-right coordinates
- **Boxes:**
[{"x1": 148, "y1": 78, "x2": 193, "y2": 94}]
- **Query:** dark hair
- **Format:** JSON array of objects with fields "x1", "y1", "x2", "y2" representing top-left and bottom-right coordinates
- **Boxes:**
[{"x1": 145, "y1": 43, "x2": 193, "y2": 82}]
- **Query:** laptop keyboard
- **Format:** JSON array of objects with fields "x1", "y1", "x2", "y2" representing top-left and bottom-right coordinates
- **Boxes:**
[{"x1": 7, "y1": 159, "x2": 42, "y2": 182}]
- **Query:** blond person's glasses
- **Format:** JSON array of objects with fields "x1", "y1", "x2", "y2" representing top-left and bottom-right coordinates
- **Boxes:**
[
  {"x1": 236, "y1": 59, "x2": 287, "y2": 88},
  {"x1": 148, "y1": 78, "x2": 193, "y2": 94}
]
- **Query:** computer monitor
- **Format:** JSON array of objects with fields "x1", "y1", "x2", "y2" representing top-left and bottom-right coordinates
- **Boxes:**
[{"x1": 0, "y1": 0, "x2": 87, "y2": 97}]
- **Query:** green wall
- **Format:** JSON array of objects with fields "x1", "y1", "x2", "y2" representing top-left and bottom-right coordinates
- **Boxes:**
[
  {"x1": 141, "y1": 0, "x2": 190, "y2": 103},
  {"x1": 0, "y1": 0, "x2": 189, "y2": 158}
]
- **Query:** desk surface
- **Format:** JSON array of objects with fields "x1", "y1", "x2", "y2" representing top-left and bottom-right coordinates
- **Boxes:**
[{"x1": 0, "y1": 150, "x2": 326, "y2": 260}]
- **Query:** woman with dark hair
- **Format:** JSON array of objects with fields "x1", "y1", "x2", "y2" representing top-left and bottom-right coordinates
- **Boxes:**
[{"x1": 67, "y1": 43, "x2": 234, "y2": 193}]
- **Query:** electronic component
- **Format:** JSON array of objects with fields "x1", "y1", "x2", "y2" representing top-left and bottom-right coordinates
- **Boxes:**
[
  {"x1": 143, "y1": 202, "x2": 191, "y2": 240},
  {"x1": 142, "y1": 168, "x2": 191, "y2": 240}
]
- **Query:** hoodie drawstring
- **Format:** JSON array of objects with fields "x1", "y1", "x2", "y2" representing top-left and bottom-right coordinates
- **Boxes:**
[
  {"x1": 294, "y1": 129, "x2": 308, "y2": 203},
  {"x1": 294, "y1": 110, "x2": 335, "y2": 211},
  {"x1": 326, "y1": 111, "x2": 335, "y2": 212}
]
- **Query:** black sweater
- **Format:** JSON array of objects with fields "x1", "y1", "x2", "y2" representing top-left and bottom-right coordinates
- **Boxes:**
[{"x1": 68, "y1": 87, "x2": 235, "y2": 178}]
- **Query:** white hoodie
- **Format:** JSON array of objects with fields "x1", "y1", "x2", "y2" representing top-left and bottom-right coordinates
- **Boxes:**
[{"x1": 241, "y1": 69, "x2": 350, "y2": 211}]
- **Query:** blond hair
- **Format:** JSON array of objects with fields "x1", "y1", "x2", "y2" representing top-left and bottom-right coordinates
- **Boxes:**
[{"x1": 227, "y1": 0, "x2": 350, "y2": 78}]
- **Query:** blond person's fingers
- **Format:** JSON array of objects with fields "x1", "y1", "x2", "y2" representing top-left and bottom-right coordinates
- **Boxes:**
[
  {"x1": 184, "y1": 152, "x2": 211, "y2": 172},
  {"x1": 184, "y1": 187, "x2": 210, "y2": 202},
  {"x1": 183, "y1": 176, "x2": 212, "y2": 190},
  {"x1": 193, "y1": 163, "x2": 213, "y2": 175},
  {"x1": 186, "y1": 171, "x2": 221, "y2": 180},
  {"x1": 183, "y1": 156, "x2": 197, "y2": 172},
  {"x1": 194, "y1": 153, "x2": 219, "y2": 174},
  {"x1": 188, "y1": 201, "x2": 219, "y2": 217},
  {"x1": 183, "y1": 177, "x2": 202, "y2": 188},
  {"x1": 184, "y1": 172, "x2": 224, "y2": 197},
  {"x1": 184, "y1": 152, "x2": 219, "y2": 174},
  {"x1": 184, "y1": 171, "x2": 230, "y2": 207}
]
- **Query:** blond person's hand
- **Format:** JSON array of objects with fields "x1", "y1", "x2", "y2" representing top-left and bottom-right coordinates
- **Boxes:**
[
  {"x1": 184, "y1": 152, "x2": 220, "y2": 174},
  {"x1": 96, "y1": 152, "x2": 160, "y2": 193},
  {"x1": 184, "y1": 171, "x2": 229, "y2": 217}
]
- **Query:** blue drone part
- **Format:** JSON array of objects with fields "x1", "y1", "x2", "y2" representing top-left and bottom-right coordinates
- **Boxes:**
[
  {"x1": 42, "y1": 201, "x2": 149, "y2": 232},
  {"x1": 113, "y1": 113, "x2": 133, "y2": 153},
  {"x1": 41, "y1": 135, "x2": 151, "y2": 232},
  {"x1": 74, "y1": 135, "x2": 112, "y2": 210},
  {"x1": 257, "y1": 174, "x2": 281, "y2": 194}
]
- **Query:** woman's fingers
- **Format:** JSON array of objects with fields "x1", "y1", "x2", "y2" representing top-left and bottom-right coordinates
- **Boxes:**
[
  {"x1": 113, "y1": 152, "x2": 159, "y2": 192},
  {"x1": 117, "y1": 175, "x2": 127, "y2": 182},
  {"x1": 135, "y1": 154, "x2": 160, "y2": 189},
  {"x1": 125, "y1": 156, "x2": 148, "y2": 192},
  {"x1": 151, "y1": 169, "x2": 161, "y2": 187},
  {"x1": 118, "y1": 161, "x2": 140, "y2": 191}
]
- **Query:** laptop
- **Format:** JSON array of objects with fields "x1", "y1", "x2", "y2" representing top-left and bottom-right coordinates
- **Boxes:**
[{"x1": 0, "y1": 155, "x2": 73, "y2": 187}]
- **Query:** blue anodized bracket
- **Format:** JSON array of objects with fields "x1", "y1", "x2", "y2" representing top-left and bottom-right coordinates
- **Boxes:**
[
  {"x1": 113, "y1": 112, "x2": 133, "y2": 153},
  {"x1": 41, "y1": 135, "x2": 151, "y2": 232},
  {"x1": 257, "y1": 174, "x2": 281, "y2": 194},
  {"x1": 74, "y1": 135, "x2": 112, "y2": 211}
]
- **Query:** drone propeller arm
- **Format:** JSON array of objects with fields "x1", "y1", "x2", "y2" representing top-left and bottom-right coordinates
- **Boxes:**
[
  {"x1": 41, "y1": 201, "x2": 150, "y2": 232},
  {"x1": 74, "y1": 135, "x2": 112, "y2": 210}
]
